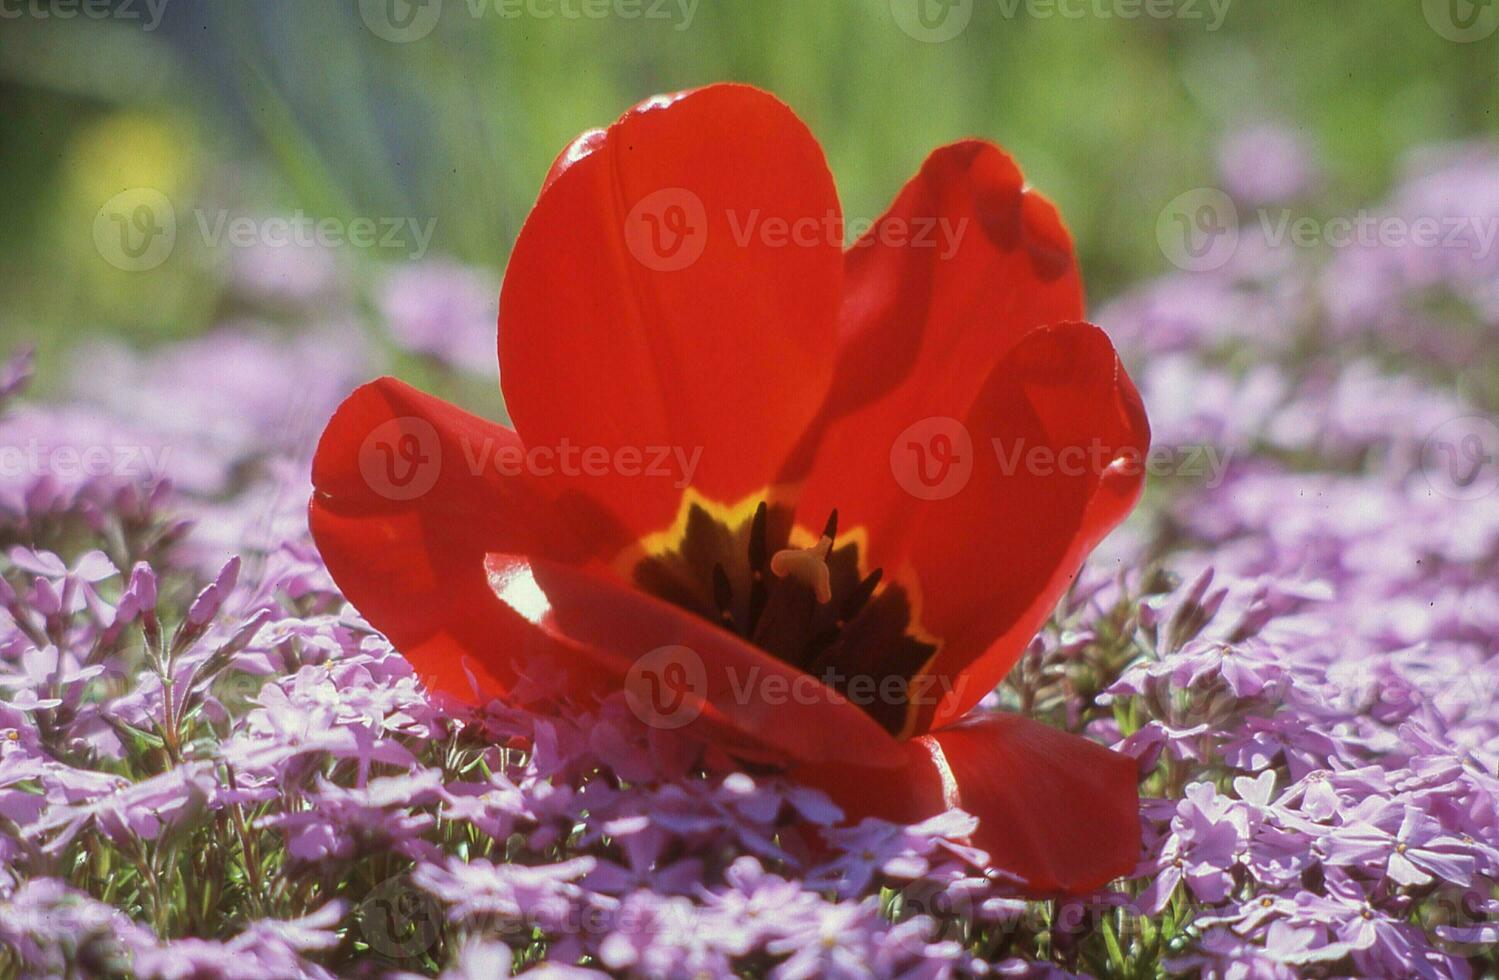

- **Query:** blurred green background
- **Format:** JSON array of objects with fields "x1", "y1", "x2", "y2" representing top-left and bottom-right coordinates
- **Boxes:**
[{"x1": 1, "y1": 0, "x2": 1495, "y2": 389}]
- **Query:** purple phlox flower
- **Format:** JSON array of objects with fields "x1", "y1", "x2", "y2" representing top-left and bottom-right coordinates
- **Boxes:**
[
  {"x1": 255, "y1": 540, "x2": 340, "y2": 602},
  {"x1": 1318, "y1": 801, "x2": 1477, "y2": 887},
  {"x1": 1270, "y1": 362, "x2": 1479, "y2": 468},
  {"x1": 1435, "y1": 894, "x2": 1499, "y2": 946},
  {"x1": 1300, "y1": 873, "x2": 1472, "y2": 979},
  {"x1": 111, "y1": 561, "x2": 159, "y2": 627},
  {"x1": 1185, "y1": 638, "x2": 1287, "y2": 700},
  {"x1": 0, "y1": 644, "x2": 104, "y2": 712},
  {"x1": 1218, "y1": 714, "x2": 1342, "y2": 778},
  {"x1": 764, "y1": 898, "x2": 887, "y2": 980},
  {"x1": 1218, "y1": 122, "x2": 1318, "y2": 206},
  {"x1": 1136, "y1": 355, "x2": 1287, "y2": 454},
  {"x1": 246, "y1": 899, "x2": 346, "y2": 952},
  {"x1": 810, "y1": 810, "x2": 982, "y2": 898},
  {"x1": 991, "y1": 958, "x2": 1089, "y2": 979},
  {"x1": 261, "y1": 769, "x2": 443, "y2": 864},
  {"x1": 0, "y1": 877, "x2": 155, "y2": 976},
  {"x1": 1165, "y1": 926, "x2": 1303, "y2": 980},
  {"x1": 412, "y1": 855, "x2": 596, "y2": 935},
  {"x1": 581, "y1": 812, "x2": 706, "y2": 896},
  {"x1": 32, "y1": 762, "x2": 215, "y2": 853},
  {"x1": 377, "y1": 259, "x2": 500, "y2": 374},
  {"x1": 1220, "y1": 772, "x2": 1316, "y2": 886},
  {"x1": 0, "y1": 345, "x2": 34, "y2": 402},
  {"x1": 8, "y1": 546, "x2": 116, "y2": 585},
  {"x1": 1138, "y1": 782, "x2": 1246, "y2": 912},
  {"x1": 585, "y1": 695, "x2": 700, "y2": 783},
  {"x1": 438, "y1": 937, "x2": 514, "y2": 979},
  {"x1": 523, "y1": 966, "x2": 612, "y2": 979},
  {"x1": 1215, "y1": 575, "x2": 1333, "y2": 645},
  {"x1": 1139, "y1": 567, "x2": 1224, "y2": 654},
  {"x1": 637, "y1": 772, "x2": 797, "y2": 863},
  {"x1": 868, "y1": 912, "x2": 968, "y2": 978},
  {"x1": 224, "y1": 681, "x2": 417, "y2": 779},
  {"x1": 594, "y1": 890, "x2": 732, "y2": 978},
  {"x1": 186, "y1": 556, "x2": 242, "y2": 627},
  {"x1": 1096, "y1": 274, "x2": 1288, "y2": 359},
  {"x1": 440, "y1": 771, "x2": 530, "y2": 841},
  {"x1": 1115, "y1": 719, "x2": 1213, "y2": 769},
  {"x1": 8, "y1": 547, "x2": 117, "y2": 621},
  {"x1": 70, "y1": 326, "x2": 368, "y2": 484},
  {"x1": 1273, "y1": 770, "x2": 1341, "y2": 826},
  {"x1": 698, "y1": 857, "x2": 826, "y2": 958},
  {"x1": 134, "y1": 902, "x2": 345, "y2": 980},
  {"x1": 224, "y1": 229, "x2": 345, "y2": 306},
  {"x1": 1193, "y1": 890, "x2": 1305, "y2": 936}
]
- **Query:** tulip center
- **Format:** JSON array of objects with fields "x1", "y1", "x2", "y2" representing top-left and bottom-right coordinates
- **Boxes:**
[{"x1": 632, "y1": 495, "x2": 937, "y2": 735}]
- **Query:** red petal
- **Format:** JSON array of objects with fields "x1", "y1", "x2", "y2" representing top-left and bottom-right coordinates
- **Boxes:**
[
  {"x1": 904, "y1": 322, "x2": 1148, "y2": 730},
  {"x1": 309, "y1": 378, "x2": 585, "y2": 702},
  {"x1": 484, "y1": 552, "x2": 904, "y2": 769},
  {"x1": 782, "y1": 140, "x2": 1083, "y2": 484},
  {"x1": 500, "y1": 84, "x2": 843, "y2": 544},
  {"x1": 799, "y1": 712, "x2": 1141, "y2": 895}
]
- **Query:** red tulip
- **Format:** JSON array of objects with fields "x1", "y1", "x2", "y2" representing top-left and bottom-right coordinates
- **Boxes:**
[{"x1": 310, "y1": 84, "x2": 1150, "y2": 896}]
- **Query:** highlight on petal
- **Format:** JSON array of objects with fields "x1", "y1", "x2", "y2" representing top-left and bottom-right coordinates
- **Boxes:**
[
  {"x1": 483, "y1": 552, "x2": 908, "y2": 770},
  {"x1": 309, "y1": 377, "x2": 582, "y2": 702}
]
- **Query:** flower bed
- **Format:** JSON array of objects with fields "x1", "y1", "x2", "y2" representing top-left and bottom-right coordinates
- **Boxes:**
[{"x1": 2, "y1": 138, "x2": 1497, "y2": 978}]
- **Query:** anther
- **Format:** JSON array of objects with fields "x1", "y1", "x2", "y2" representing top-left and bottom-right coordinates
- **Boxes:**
[{"x1": 769, "y1": 535, "x2": 834, "y2": 604}]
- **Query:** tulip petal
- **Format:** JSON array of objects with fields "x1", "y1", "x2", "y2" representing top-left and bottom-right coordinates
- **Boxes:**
[
  {"x1": 799, "y1": 712, "x2": 1141, "y2": 895},
  {"x1": 500, "y1": 83, "x2": 843, "y2": 547},
  {"x1": 484, "y1": 552, "x2": 905, "y2": 769},
  {"x1": 797, "y1": 322, "x2": 1146, "y2": 736},
  {"x1": 903, "y1": 322, "x2": 1149, "y2": 730},
  {"x1": 309, "y1": 378, "x2": 584, "y2": 701},
  {"x1": 783, "y1": 138, "x2": 1084, "y2": 487}
]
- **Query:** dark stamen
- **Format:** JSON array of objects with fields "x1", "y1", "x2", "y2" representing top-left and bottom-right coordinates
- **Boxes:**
[
  {"x1": 749, "y1": 501, "x2": 768, "y2": 573},
  {"x1": 746, "y1": 501, "x2": 770, "y2": 634},
  {"x1": 822, "y1": 508, "x2": 838, "y2": 546},
  {"x1": 840, "y1": 567, "x2": 883, "y2": 624},
  {"x1": 712, "y1": 563, "x2": 735, "y2": 629}
]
